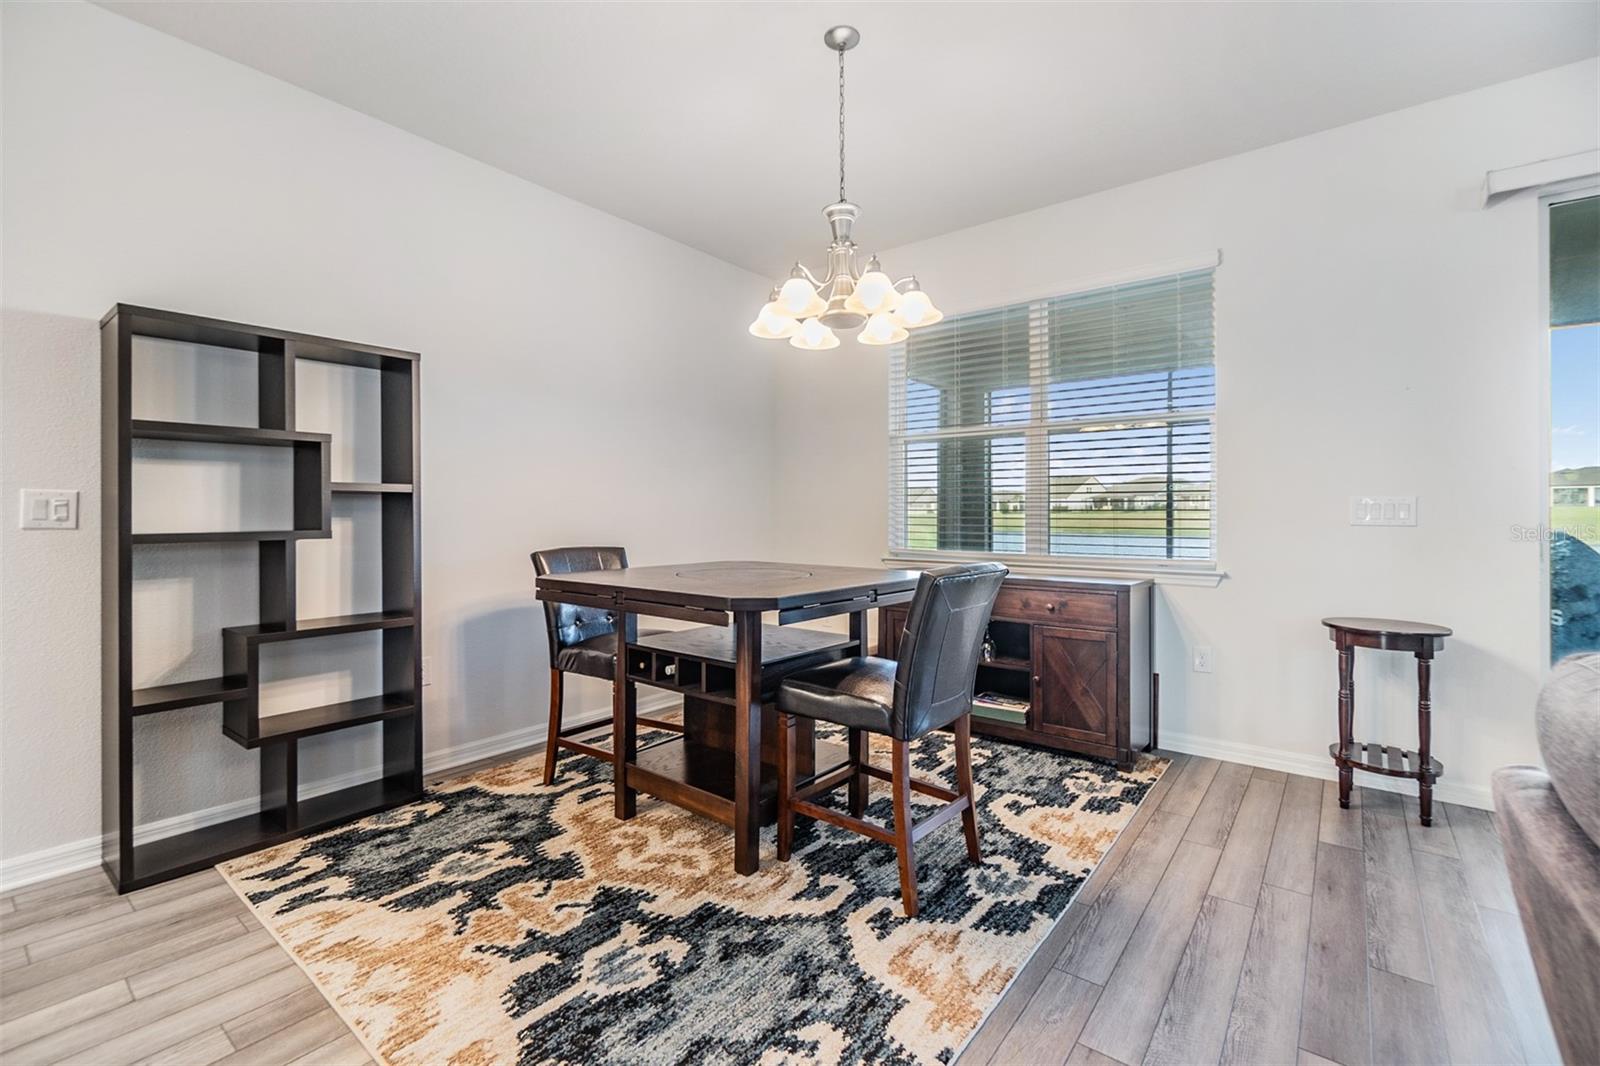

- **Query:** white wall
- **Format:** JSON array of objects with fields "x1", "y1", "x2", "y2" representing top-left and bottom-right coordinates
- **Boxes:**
[
  {"x1": 774, "y1": 59, "x2": 1600, "y2": 807},
  {"x1": 0, "y1": 1, "x2": 776, "y2": 875},
  {"x1": 3, "y1": 1, "x2": 1593, "y2": 886}
]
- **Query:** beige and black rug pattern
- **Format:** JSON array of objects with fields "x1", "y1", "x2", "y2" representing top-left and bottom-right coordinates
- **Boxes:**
[{"x1": 221, "y1": 728, "x2": 1165, "y2": 1066}]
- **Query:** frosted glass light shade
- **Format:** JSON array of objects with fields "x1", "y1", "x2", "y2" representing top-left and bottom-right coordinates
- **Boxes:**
[
  {"x1": 789, "y1": 318, "x2": 839, "y2": 350},
  {"x1": 858, "y1": 312, "x2": 908, "y2": 345},
  {"x1": 844, "y1": 270, "x2": 900, "y2": 316},
  {"x1": 777, "y1": 277, "x2": 826, "y2": 319},
  {"x1": 748, "y1": 301, "x2": 799, "y2": 339},
  {"x1": 895, "y1": 289, "x2": 943, "y2": 328}
]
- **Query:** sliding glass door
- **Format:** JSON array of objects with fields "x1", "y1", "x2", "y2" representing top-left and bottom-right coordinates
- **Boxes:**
[{"x1": 1548, "y1": 192, "x2": 1600, "y2": 662}]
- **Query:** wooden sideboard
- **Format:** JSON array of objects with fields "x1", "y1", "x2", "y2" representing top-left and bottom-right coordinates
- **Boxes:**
[{"x1": 878, "y1": 575, "x2": 1153, "y2": 768}]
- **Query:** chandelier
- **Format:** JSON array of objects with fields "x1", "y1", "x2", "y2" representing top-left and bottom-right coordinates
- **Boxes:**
[{"x1": 748, "y1": 25, "x2": 943, "y2": 351}]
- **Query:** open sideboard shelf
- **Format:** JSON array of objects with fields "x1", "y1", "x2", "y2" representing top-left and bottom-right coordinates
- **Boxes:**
[{"x1": 101, "y1": 305, "x2": 422, "y2": 892}]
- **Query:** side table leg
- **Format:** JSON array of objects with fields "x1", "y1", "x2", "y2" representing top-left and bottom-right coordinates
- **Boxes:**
[
  {"x1": 1337, "y1": 644, "x2": 1355, "y2": 808},
  {"x1": 1417, "y1": 652, "x2": 1434, "y2": 827}
]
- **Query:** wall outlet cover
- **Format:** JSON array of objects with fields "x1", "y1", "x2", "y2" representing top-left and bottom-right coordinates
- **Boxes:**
[{"x1": 1193, "y1": 646, "x2": 1214, "y2": 673}]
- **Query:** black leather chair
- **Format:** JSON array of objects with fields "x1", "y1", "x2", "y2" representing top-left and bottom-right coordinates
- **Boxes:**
[
  {"x1": 531, "y1": 546, "x2": 680, "y2": 785},
  {"x1": 775, "y1": 562, "x2": 1008, "y2": 916}
]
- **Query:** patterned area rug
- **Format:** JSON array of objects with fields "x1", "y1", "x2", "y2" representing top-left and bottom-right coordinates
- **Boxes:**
[{"x1": 220, "y1": 727, "x2": 1165, "y2": 1066}]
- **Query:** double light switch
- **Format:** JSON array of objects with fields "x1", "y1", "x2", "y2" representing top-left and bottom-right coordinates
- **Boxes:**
[{"x1": 19, "y1": 490, "x2": 79, "y2": 529}]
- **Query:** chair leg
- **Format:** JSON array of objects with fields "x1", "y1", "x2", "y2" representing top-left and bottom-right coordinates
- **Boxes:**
[
  {"x1": 542, "y1": 669, "x2": 564, "y2": 785},
  {"x1": 954, "y1": 714, "x2": 981, "y2": 863},
  {"x1": 848, "y1": 727, "x2": 869, "y2": 816},
  {"x1": 777, "y1": 713, "x2": 797, "y2": 861},
  {"x1": 891, "y1": 738, "x2": 919, "y2": 917}
]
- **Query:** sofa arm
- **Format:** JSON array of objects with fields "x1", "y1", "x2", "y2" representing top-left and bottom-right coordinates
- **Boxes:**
[{"x1": 1492, "y1": 765, "x2": 1600, "y2": 1066}]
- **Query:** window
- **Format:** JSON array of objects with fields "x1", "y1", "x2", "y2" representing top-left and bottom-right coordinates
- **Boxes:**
[
  {"x1": 889, "y1": 264, "x2": 1216, "y2": 566},
  {"x1": 1548, "y1": 193, "x2": 1600, "y2": 662}
]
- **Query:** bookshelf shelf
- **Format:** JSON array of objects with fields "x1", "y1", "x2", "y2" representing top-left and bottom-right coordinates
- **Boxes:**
[
  {"x1": 331, "y1": 482, "x2": 412, "y2": 494},
  {"x1": 132, "y1": 676, "x2": 250, "y2": 715}
]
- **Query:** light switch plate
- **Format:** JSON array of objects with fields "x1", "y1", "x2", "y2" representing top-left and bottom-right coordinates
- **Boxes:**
[
  {"x1": 1349, "y1": 495, "x2": 1416, "y2": 526},
  {"x1": 19, "y1": 490, "x2": 78, "y2": 529}
]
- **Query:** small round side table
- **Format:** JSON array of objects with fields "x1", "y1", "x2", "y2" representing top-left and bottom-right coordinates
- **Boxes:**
[{"x1": 1321, "y1": 617, "x2": 1451, "y2": 826}]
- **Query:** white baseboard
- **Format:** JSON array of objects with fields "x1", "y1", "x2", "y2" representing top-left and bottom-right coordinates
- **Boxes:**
[
  {"x1": 0, "y1": 837, "x2": 108, "y2": 897},
  {"x1": 5, "y1": 703, "x2": 1487, "y2": 894},
  {"x1": 0, "y1": 695, "x2": 675, "y2": 894},
  {"x1": 1159, "y1": 730, "x2": 1494, "y2": 811}
]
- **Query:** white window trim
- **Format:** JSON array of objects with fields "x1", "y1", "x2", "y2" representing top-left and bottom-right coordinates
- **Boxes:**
[{"x1": 884, "y1": 251, "x2": 1226, "y2": 587}]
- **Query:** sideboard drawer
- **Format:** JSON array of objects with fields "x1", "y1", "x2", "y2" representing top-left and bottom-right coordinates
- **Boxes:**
[{"x1": 995, "y1": 586, "x2": 1117, "y2": 629}]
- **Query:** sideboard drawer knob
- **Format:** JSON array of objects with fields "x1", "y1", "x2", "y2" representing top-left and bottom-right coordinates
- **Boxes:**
[{"x1": 1045, "y1": 602, "x2": 1056, "y2": 612}]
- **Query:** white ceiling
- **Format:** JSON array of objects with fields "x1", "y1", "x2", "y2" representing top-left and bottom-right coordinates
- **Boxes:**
[{"x1": 100, "y1": 1, "x2": 1598, "y2": 279}]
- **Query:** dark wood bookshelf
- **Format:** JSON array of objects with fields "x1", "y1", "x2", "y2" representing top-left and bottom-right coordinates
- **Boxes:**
[{"x1": 101, "y1": 305, "x2": 422, "y2": 893}]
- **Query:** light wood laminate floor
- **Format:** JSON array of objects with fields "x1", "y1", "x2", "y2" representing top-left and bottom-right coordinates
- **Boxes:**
[{"x1": 0, "y1": 751, "x2": 1559, "y2": 1066}]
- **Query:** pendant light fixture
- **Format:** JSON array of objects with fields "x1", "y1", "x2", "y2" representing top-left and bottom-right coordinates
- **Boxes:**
[{"x1": 749, "y1": 26, "x2": 942, "y2": 350}]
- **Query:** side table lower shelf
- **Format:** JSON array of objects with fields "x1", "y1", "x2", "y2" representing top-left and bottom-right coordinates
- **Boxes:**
[{"x1": 1329, "y1": 741, "x2": 1444, "y2": 781}]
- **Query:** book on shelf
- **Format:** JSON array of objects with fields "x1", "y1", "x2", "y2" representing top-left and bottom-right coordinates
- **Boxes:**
[{"x1": 972, "y1": 691, "x2": 1029, "y2": 725}]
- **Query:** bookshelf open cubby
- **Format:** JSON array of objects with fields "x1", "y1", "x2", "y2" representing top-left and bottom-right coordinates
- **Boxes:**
[{"x1": 101, "y1": 305, "x2": 422, "y2": 892}]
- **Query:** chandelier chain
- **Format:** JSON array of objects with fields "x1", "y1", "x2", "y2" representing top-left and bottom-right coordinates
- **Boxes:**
[{"x1": 838, "y1": 46, "x2": 846, "y2": 203}]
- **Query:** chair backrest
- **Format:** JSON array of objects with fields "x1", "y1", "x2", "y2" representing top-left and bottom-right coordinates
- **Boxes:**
[
  {"x1": 892, "y1": 563, "x2": 1008, "y2": 739},
  {"x1": 530, "y1": 546, "x2": 628, "y2": 664}
]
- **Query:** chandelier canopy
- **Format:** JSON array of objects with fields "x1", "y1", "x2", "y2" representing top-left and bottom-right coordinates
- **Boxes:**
[{"x1": 749, "y1": 26, "x2": 942, "y2": 351}]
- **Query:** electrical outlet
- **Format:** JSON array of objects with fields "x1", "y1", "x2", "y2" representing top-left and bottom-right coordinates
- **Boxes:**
[
  {"x1": 19, "y1": 490, "x2": 78, "y2": 529},
  {"x1": 1349, "y1": 495, "x2": 1416, "y2": 526},
  {"x1": 421, "y1": 657, "x2": 433, "y2": 687},
  {"x1": 1193, "y1": 646, "x2": 1214, "y2": 673}
]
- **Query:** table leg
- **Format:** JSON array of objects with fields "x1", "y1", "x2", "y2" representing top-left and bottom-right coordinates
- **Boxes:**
[
  {"x1": 733, "y1": 610, "x2": 763, "y2": 875},
  {"x1": 1417, "y1": 651, "x2": 1434, "y2": 827},
  {"x1": 612, "y1": 610, "x2": 637, "y2": 820},
  {"x1": 848, "y1": 609, "x2": 870, "y2": 817},
  {"x1": 848, "y1": 608, "x2": 870, "y2": 657},
  {"x1": 1337, "y1": 642, "x2": 1354, "y2": 809}
]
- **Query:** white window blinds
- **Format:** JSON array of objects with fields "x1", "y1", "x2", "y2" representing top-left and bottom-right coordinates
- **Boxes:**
[{"x1": 888, "y1": 265, "x2": 1216, "y2": 564}]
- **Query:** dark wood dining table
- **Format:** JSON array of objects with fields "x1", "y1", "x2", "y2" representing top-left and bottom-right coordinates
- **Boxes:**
[{"x1": 534, "y1": 560, "x2": 921, "y2": 874}]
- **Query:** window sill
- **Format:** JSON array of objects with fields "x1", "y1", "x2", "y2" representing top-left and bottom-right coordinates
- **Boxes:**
[{"x1": 882, "y1": 550, "x2": 1226, "y2": 588}]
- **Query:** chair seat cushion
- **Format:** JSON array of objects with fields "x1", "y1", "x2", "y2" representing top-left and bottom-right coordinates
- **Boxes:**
[
  {"x1": 555, "y1": 629, "x2": 663, "y2": 680},
  {"x1": 777, "y1": 656, "x2": 896, "y2": 735}
]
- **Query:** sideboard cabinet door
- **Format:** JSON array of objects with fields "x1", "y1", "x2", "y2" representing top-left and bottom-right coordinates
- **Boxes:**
[
  {"x1": 879, "y1": 606, "x2": 910, "y2": 660},
  {"x1": 1032, "y1": 625, "x2": 1119, "y2": 748}
]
